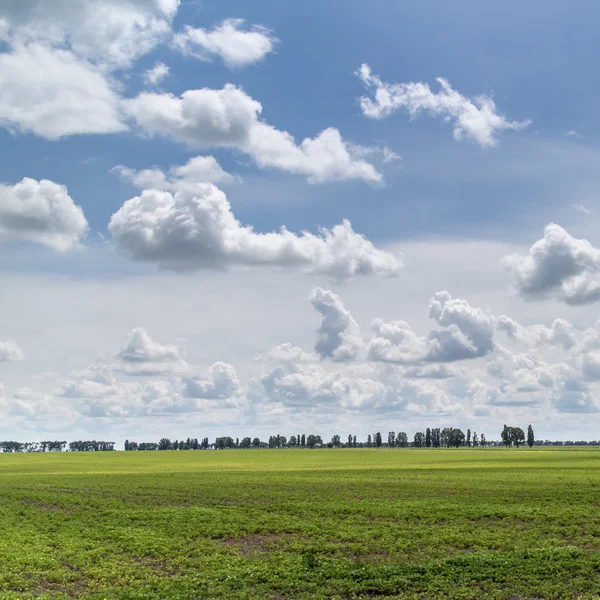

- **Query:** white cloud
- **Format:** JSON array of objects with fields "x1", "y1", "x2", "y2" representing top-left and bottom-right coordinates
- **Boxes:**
[
  {"x1": 368, "y1": 291, "x2": 495, "y2": 365},
  {"x1": 0, "y1": 178, "x2": 88, "y2": 252},
  {"x1": 109, "y1": 184, "x2": 402, "y2": 278},
  {"x1": 0, "y1": 0, "x2": 178, "y2": 69},
  {"x1": 182, "y1": 362, "x2": 241, "y2": 400},
  {"x1": 357, "y1": 64, "x2": 530, "y2": 147},
  {"x1": 0, "y1": 340, "x2": 24, "y2": 362},
  {"x1": 505, "y1": 223, "x2": 600, "y2": 304},
  {"x1": 123, "y1": 85, "x2": 383, "y2": 184},
  {"x1": 115, "y1": 327, "x2": 190, "y2": 375},
  {"x1": 144, "y1": 61, "x2": 169, "y2": 86},
  {"x1": 113, "y1": 155, "x2": 237, "y2": 189},
  {"x1": 0, "y1": 0, "x2": 178, "y2": 139},
  {"x1": 173, "y1": 18, "x2": 277, "y2": 68},
  {"x1": 367, "y1": 319, "x2": 427, "y2": 365},
  {"x1": 0, "y1": 44, "x2": 125, "y2": 139},
  {"x1": 427, "y1": 291, "x2": 495, "y2": 361},
  {"x1": 310, "y1": 288, "x2": 363, "y2": 362},
  {"x1": 573, "y1": 204, "x2": 594, "y2": 216}
]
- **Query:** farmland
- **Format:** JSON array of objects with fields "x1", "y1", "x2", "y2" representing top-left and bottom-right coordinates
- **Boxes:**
[{"x1": 1, "y1": 448, "x2": 600, "y2": 599}]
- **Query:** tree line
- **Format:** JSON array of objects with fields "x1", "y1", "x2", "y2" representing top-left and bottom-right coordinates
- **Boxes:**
[
  {"x1": 4, "y1": 425, "x2": 600, "y2": 453},
  {"x1": 0, "y1": 440, "x2": 114, "y2": 453},
  {"x1": 123, "y1": 426, "x2": 532, "y2": 451}
]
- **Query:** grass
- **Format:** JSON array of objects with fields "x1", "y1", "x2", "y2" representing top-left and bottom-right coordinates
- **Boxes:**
[{"x1": 1, "y1": 447, "x2": 600, "y2": 599}]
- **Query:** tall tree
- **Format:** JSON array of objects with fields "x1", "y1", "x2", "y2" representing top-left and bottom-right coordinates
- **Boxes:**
[
  {"x1": 466, "y1": 429, "x2": 471, "y2": 447},
  {"x1": 387, "y1": 431, "x2": 396, "y2": 448},
  {"x1": 425, "y1": 428, "x2": 431, "y2": 448},
  {"x1": 527, "y1": 425, "x2": 535, "y2": 448},
  {"x1": 501, "y1": 425, "x2": 509, "y2": 447},
  {"x1": 366, "y1": 434, "x2": 372, "y2": 448},
  {"x1": 472, "y1": 431, "x2": 479, "y2": 447},
  {"x1": 396, "y1": 432, "x2": 408, "y2": 448},
  {"x1": 413, "y1": 432, "x2": 425, "y2": 448},
  {"x1": 375, "y1": 432, "x2": 382, "y2": 448}
]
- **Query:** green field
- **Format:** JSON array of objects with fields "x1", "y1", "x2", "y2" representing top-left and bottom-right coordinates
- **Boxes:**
[{"x1": 1, "y1": 448, "x2": 600, "y2": 600}]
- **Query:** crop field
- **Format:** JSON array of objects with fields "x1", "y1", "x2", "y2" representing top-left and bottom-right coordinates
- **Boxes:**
[{"x1": 1, "y1": 448, "x2": 600, "y2": 600}]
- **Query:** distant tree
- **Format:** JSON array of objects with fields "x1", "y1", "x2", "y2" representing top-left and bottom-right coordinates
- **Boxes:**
[
  {"x1": 124, "y1": 440, "x2": 130, "y2": 451},
  {"x1": 252, "y1": 437, "x2": 261, "y2": 448},
  {"x1": 396, "y1": 432, "x2": 408, "y2": 448},
  {"x1": 353, "y1": 435, "x2": 357, "y2": 448},
  {"x1": 413, "y1": 432, "x2": 425, "y2": 448},
  {"x1": 366, "y1": 434, "x2": 372, "y2": 448},
  {"x1": 348, "y1": 434, "x2": 353, "y2": 447},
  {"x1": 301, "y1": 434, "x2": 306, "y2": 448},
  {"x1": 387, "y1": 431, "x2": 395, "y2": 448},
  {"x1": 441, "y1": 428, "x2": 451, "y2": 448},
  {"x1": 289, "y1": 435, "x2": 297, "y2": 448},
  {"x1": 511, "y1": 427, "x2": 526, "y2": 448},
  {"x1": 331, "y1": 435, "x2": 341, "y2": 448},
  {"x1": 425, "y1": 428, "x2": 432, "y2": 448},
  {"x1": 375, "y1": 432, "x2": 382, "y2": 448},
  {"x1": 472, "y1": 432, "x2": 479, "y2": 447},
  {"x1": 501, "y1": 425, "x2": 509, "y2": 447},
  {"x1": 480, "y1": 434, "x2": 486, "y2": 447},
  {"x1": 527, "y1": 425, "x2": 535, "y2": 448},
  {"x1": 201, "y1": 437, "x2": 209, "y2": 450},
  {"x1": 306, "y1": 434, "x2": 319, "y2": 449},
  {"x1": 466, "y1": 429, "x2": 471, "y2": 447}
]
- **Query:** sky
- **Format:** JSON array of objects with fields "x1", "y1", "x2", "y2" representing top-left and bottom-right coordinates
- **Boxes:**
[{"x1": 2, "y1": 0, "x2": 600, "y2": 445}]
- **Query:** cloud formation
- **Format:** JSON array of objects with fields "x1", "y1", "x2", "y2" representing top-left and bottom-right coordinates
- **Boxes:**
[
  {"x1": 0, "y1": 340, "x2": 24, "y2": 362},
  {"x1": 0, "y1": 44, "x2": 125, "y2": 139},
  {"x1": 0, "y1": 178, "x2": 88, "y2": 251},
  {"x1": 113, "y1": 155, "x2": 237, "y2": 190},
  {"x1": 144, "y1": 61, "x2": 170, "y2": 86},
  {"x1": 115, "y1": 327, "x2": 190, "y2": 375},
  {"x1": 505, "y1": 224, "x2": 600, "y2": 304},
  {"x1": 182, "y1": 362, "x2": 241, "y2": 400},
  {"x1": 357, "y1": 64, "x2": 530, "y2": 147},
  {"x1": 173, "y1": 18, "x2": 277, "y2": 68},
  {"x1": 109, "y1": 184, "x2": 402, "y2": 278},
  {"x1": 123, "y1": 85, "x2": 383, "y2": 184},
  {"x1": 310, "y1": 288, "x2": 362, "y2": 362}
]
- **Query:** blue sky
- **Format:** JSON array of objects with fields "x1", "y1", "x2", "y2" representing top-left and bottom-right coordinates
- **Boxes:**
[{"x1": 2, "y1": 0, "x2": 600, "y2": 443}]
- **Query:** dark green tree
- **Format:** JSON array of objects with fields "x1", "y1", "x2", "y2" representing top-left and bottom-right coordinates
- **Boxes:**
[
  {"x1": 425, "y1": 428, "x2": 431, "y2": 448},
  {"x1": 527, "y1": 425, "x2": 535, "y2": 448},
  {"x1": 375, "y1": 432, "x2": 382, "y2": 448}
]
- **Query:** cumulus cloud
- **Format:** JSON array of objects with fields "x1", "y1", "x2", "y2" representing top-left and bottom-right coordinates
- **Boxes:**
[
  {"x1": 368, "y1": 291, "x2": 495, "y2": 365},
  {"x1": 122, "y1": 85, "x2": 383, "y2": 184},
  {"x1": 113, "y1": 155, "x2": 237, "y2": 189},
  {"x1": 144, "y1": 61, "x2": 169, "y2": 86},
  {"x1": 357, "y1": 64, "x2": 530, "y2": 147},
  {"x1": 497, "y1": 315, "x2": 576, "y2": 350},
  {"x1": 0, "y1": 178, "x2": 88, "y2": 251},
  {"x1": 310, "y1": 288, "x2": 363, "y2": 362},
  {"x1": 182, "y1": 362, "x2": 241, "y2": 400},
  {"x1": 249, "y1": 359, "x2": 460, "y2": 415},
  {"x1": 0, "y1": 0, "x2": 178, "y2": 69},
  {"x1": 505, "y1": 223, "x2": 600, "y2": 304},
  {"x1": 367, "y1": 319, "x2": 427, "y2": 365},
  {"x1": 427, "y1": 291, "x2": 495, "y2": 361},
  {"x1": 56, "y1": 364, "x2": 117, "y2": 398},
  {"x1": 0, "y1": 340, "x2": 24, "y2": 362},
  {"x1": 0, "y1": 44, "x2": 125, "y2": 139},
  {"x1": 173, "y1": 18, "x2": 277, "y2": 68},
  {"x1": 115, "y1": 327, "x2": 190, "y2": 375},
  {"x1": 0, "y1": 0, "x2": 180, "y2": 139},
  {"x1": 109, "y1": 184, "x2": 402, "y2": 278}
]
